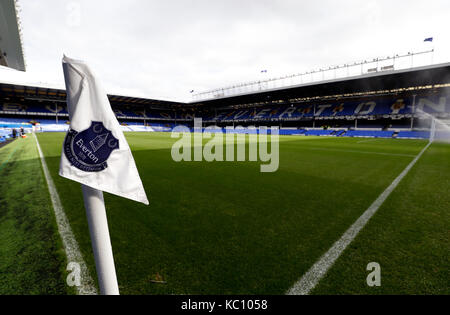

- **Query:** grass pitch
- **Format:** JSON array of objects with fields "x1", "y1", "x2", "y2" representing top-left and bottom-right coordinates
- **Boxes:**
[
  {"x1": 3, "y1": 132, "x2": 448, "y2": 294},
  {"x1": 0, "y1": 137, "x2": 70, "y2": 294}
]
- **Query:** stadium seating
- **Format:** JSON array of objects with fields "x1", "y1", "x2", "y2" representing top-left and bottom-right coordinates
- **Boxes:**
[
  {"x1": 1, "y1": 94, "x2": 448, "y2": 141},
  {"x1": 396, "y1": 131, "x2": 430, "y2": 139},
  {"x1": 279, "y1": 129, "x2": 306, "y2": 135},
  {"x1": 2, "y1": 94, "x2": 449, "y2": 122},
  {"x1": 0, "y1": 115, "x2": 437, "y2": 141},
  {"x1": 304, "y1": 130, "x2": 334, "y2": 136},
  {"x1": 345, "y1": 130, "x2": 394, "y2": 138},
  {"x1": 0, "y1": 129, "x2": 11, "y2": 139}
]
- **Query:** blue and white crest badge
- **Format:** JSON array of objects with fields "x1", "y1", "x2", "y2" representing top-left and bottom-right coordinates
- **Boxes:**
[{"x1": 64, "y1": 121, "x2": 119, "y2": 172}]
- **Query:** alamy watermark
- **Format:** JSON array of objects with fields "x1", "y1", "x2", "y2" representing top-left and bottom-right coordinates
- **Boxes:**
[
  {"x1": 366, "y1": 262, "x2": 381, "y2": 287},
  {"x1": 171, "y1": 118, "x2": 279, "y2": 172},
  {"x1": 66, "y1": 262, "x2": 81, "y2": 287}
]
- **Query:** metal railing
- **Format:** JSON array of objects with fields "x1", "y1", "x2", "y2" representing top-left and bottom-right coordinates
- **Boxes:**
[{"x1": 192, "y1": 50, "x2": 435, "y2": 101}]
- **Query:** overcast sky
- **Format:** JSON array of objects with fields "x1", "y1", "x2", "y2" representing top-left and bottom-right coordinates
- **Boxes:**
[{"x1": 0, "y1": 0, "x2": 449, "y2": 102}]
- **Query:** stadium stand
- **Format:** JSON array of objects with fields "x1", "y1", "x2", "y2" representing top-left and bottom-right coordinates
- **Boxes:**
[
  {"x1": 345, "y1": 130, "x2": 394, "y2": 138},
  {"x1": 304, "y1": 129, "x2": 334, "y2": 136},
  {"x1": 396, "y1": 131, "x2": 431, "y2": 139},
  {"x1": 0, "y1": 63, "x2": 449, "y2": 139},
  {"x1": 1, "y1": 93, "x2": 449, "y2": 123},
  {"x1": 0, "y1": 129, "x2": 11, "y2": 140}
]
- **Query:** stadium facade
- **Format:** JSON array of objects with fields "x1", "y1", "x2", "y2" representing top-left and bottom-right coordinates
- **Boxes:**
[{"x1": 0, "y1": 62, "x2": 449, "y2": 140}]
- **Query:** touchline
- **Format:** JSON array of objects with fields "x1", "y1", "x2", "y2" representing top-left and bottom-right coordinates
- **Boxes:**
[{"x1": 171, "y1": 118, "x2": 280, "y2": 173}]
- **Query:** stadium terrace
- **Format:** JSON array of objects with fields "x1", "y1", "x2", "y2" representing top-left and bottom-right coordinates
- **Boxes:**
[{"x1": 0, "y1": 63, "x2": 449, "y2": 141}]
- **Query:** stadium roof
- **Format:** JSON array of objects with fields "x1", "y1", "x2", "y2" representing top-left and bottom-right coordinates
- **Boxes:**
[
  {"x1": 192, "y1": 62, "x2": 450, "y2": 107},
  {"x1": 0, "y1": 63, "x2": 449, "y2": 108},
  {"x1": 0, "y1": 0, "x2": 26, "y2": 71},
  {"x1": 0, "y1": 81, "x2": 186, "y2": 108}
]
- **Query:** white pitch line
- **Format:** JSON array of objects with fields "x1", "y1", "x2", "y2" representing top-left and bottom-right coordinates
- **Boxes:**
[
  {"x1": 286, "y1": 141, "x2": 432, "y2": 295},
  {"x1": 34, "y1": 133, "x2": 98, "y2": 295}
]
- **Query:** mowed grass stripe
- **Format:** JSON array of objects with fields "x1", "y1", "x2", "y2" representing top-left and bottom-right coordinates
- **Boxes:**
[
  {"x1": 0, "y1": 141, "x2": 19, "y2": 172},
  {"x1": 0, "y1": 137, "x2": 69, "y2": 294},
  {"x1": 36, "y1": 132, "x2": 428, "y2": 294},
  {"x1": 305, "y1": 146, "x2": 417, "y2": 157},
  {"x1": 286, "y1": 141, "x2": 431, "y2": 295},
  {"x1": 311, "y1": 141, "x2": 450, "y2": 294}
]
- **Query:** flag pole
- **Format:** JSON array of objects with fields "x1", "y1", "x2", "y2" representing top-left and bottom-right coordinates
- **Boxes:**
[{"x1": 82, "y1": 184, "x2": 120, "y2": 295}]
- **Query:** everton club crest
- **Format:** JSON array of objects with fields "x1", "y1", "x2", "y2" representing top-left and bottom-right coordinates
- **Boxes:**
[{"x1": 64, "y1": 121, "x2": 119, "y2": 172}]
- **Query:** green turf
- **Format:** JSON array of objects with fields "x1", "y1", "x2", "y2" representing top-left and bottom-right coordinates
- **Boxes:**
[
  {"x1": 312, "y1": 141, "x2": 450, "y2": 295},
  {"x1": 33, "y1": 132, "x2": 449, "y2": 294},
  {"x1": 0, "y1": 136, "x2": 70, "y2": 294}
]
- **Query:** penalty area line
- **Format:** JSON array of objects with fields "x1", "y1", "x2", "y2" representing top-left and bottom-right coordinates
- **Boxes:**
[
  {"x1": 33, "y1": 133, "x2": 98, "y2": 295},
  {"x1": 286, "y1": 141, "x2": 432, "y2": 295}
]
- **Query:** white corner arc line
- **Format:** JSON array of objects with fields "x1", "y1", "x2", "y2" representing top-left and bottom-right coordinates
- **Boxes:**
[
  {"x1": 286, "y1": 141, "x2": 432, "y2": 295},
  {"x1": 34, "y1": 133, "x2": 98, "y2": 295}
]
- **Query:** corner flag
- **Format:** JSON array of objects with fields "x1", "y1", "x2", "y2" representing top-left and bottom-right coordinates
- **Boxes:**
[
  {"x1": 60, "y1": 55, "x2": 149, "y2": 295},
  {"x1": 60, "y1": 55, "x2": 149, "y2": 205}
]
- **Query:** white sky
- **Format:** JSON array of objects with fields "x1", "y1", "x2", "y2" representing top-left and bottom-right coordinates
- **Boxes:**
[{"x1": 1, "y1": 0, "x2": 449, "y2": 102}]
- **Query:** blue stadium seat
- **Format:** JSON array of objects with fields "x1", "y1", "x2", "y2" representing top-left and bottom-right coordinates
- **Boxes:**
[
  {"x1": 305, "y1": 130, "x2": 334, "y2": 136},
  {"x1": 397, "y1": 131, "x2": 430, "y2": 139},
  {"x1": 345, "y1": 130, "x2": 394, "y2": 138}
]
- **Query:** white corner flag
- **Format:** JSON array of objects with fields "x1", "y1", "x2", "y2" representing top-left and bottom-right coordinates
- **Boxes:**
[
  {"x1": 60, "y1": 55, "x2": 149, "y2": 295},
  {"x1": 60, "y1": 56, "x2": 148, "y2": 205}
]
